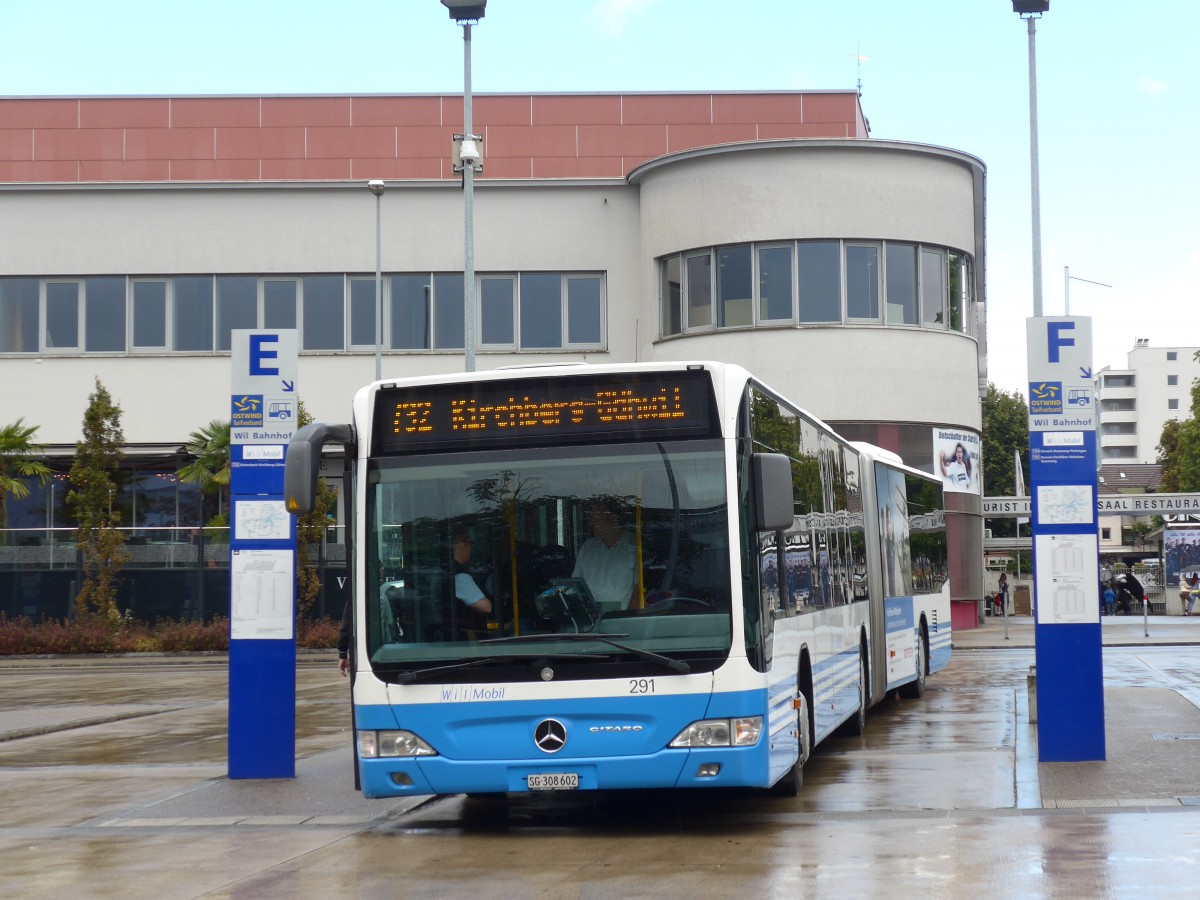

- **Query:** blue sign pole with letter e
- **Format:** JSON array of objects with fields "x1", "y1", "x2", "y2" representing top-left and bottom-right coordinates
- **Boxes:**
[
  {"x1": 228, "y1": 330, "x2": 299, "y2": 779},
  {"x1": 1026, "y1": 317, "x2": 1105, "y2": 761}
]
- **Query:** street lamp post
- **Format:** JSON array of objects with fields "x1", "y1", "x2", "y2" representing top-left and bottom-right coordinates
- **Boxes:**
[
  {"x1": 368, "y1": 179, "x2": 386, "y2": 382},
  {"x1": 442, "y1": 0, "x2": 485, "y2": 373},
  {"x1": 1013, "y1": 0, "x2": 1049, "y2": 317}
]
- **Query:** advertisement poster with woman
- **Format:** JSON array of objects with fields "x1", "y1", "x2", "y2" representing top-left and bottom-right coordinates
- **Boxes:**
[{"x1": 932, "y1": 428, "x2": 981, "y2": 495}]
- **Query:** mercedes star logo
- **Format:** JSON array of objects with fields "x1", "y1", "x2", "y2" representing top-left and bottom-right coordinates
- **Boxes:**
[{"x1": 534, "y1": 718, "x2": 567, "y2": 753}]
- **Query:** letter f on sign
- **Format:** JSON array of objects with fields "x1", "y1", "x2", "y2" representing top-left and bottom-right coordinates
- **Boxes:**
[{"x1": 1047, "y1": 322, "x2": 1075, "y2": 363}]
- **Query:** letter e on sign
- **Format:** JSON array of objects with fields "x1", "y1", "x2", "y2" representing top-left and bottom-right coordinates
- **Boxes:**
[{"x1": 250, "y1": 334, "x2": 280, "y2": 376}]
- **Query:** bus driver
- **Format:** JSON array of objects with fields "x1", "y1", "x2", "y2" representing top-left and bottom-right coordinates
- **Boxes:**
[
  {"x1": 451, "y1": 529, "x2": 492, "y2": 615},
  {"x1": 573, "y1": 498, "x2": 638, "y2": 609}
]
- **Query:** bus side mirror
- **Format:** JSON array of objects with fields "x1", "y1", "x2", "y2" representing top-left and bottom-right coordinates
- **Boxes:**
[
  {"x1": 284, "y1": 423, "x2": 354, "y2": 515},
  {"x1": 753, "y1": 452, "x2": 795, "y2": 532}
]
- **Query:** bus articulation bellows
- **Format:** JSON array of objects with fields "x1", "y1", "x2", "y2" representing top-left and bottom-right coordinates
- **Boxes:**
[{"x1": 285, "y1": 362, "x2": 951, "y2": 797}]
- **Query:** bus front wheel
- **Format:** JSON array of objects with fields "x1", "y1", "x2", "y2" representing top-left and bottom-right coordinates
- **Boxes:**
[{"x1": 772, "y1": 688, "x2": 811, "y2": 797}]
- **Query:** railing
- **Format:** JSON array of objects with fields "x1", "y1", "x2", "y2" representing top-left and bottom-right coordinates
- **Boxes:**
[
  {"x1": 0, "y1": 527, "x2": 232, "y2": 570},
  {"x1": 0, "y1": 526, "x2": 348, "y2": 622}
]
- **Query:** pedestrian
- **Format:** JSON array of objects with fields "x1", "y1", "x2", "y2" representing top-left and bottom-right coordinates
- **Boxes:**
[
  {"x1": 998, "y1": 572, "x2": 1009, "y2": 615},
  {"x1": 337, "y1": 599, "x2": 351, "y2": 675},
  {"x1": 1114, "y1": 573, "x2": 1144, "y2": 616},
  {"x1": 1180, "y1": 572, "x2": 1192, "y2": 617},
  {"x1": 1187, "y1": 572, "x2": 1200, "y2": 617},
  {"x1": 1103, "y1": 584, "x2": 1115, "y2": 616}
]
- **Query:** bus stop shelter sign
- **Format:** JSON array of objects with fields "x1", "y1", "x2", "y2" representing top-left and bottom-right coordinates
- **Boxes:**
[
  {"x1": 231, "y1": 330, "x2": 298, "y2": 446},
  {"x1": 228, "y1": 329, "x2": 299, "y2": 780},
  {"x1": 1026, "y1": 316, "x2": 1104, "y2": 762}
]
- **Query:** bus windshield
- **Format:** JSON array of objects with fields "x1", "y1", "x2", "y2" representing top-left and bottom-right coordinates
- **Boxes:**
[{"x1": 365, "y1": 439, "x2": 732, "y2": 676}]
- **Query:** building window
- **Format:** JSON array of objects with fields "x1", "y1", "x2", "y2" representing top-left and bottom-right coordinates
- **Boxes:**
[
  {"x1": 921, "y1": 248, "x2": 946, "y2": 327},
  {"x1": 480, "y1": 276, "x2": 515, "y2": 348},
  {"x1": 513, "y1": 273, "x2": 603, "y2": 349},
  {"x1": 264, "y1": 280, "x2": 297, "y2": 330},
  {"x1": 0, "y1": 270, "x2": 604, "y2": 356},
  {"x1": 1168, "y1": 374, "x2": 1179, "y2": 386},
  {"x1": 132, "y1": 281, "x2": 167, "y2": 349},
  {"x1": 1104, "y1": 374, "x2": 1134, "y2": 388},
  {"x1": 717, "y1": 245, "x2": 753, "y2": 327},
  {"x1": 1100, "y1": 398, "x2": 1136, "y2": 412},
  {"x1": 174, "y1": 277, "x2": 214, "y2": 352},
  {"x1": 519, "y1": 273, "x2": 561, "y2": 349},
  {"x1": 1169, "y1": 399, "x2": 1180, "y2": 410},
  {"x1": 45, "y1": 282, "x2": 81, "y2": 351},
  {"x1": 757, "y1": 245, "x2": 793, "y2": 323},
  {"x1": 685, "y1": 252, "x2": 713, "y2": 330},
  {"x1": 348, "y1": 278, "x2": 379, "y2": 349},
  {"x1": 1167, "y1": 351, "x2": 1177, "y2": 361},
  {"x1": 1101, "y1": 527, "x2": 1111, "y2": 540},
  {"x1": 566, "y1": 276, "x2": 602, "y2": 345},
  {"x1": 390, "y1": 275, "x2": 430, "y2": 349},
  {"x1": 845, "y1": 243, "x2": 881, "y2": 320},
  {"x1": 797, "y1": 242, "x2": 841, "y2": 323},
  {"x1": 884, "y1": 242, "x2": 917, "y2": 325},
  {"x1": 948, "y1": 252, "x2": 969, "y2": 332},
  {"x1": 216, "y1": 276, "x2": 258, "y2": 352},
  {"x1": 302, "y1": 275, "x2": 345, "y2": 351},
  {"x1": 0, "y1": 278, "x2": 39, "y2": 353},
  {"x1": 86, "y1": 278, "x2": 126, "y2": 352},
  {"x1": 432, "y1": 274, "x2": 465, "y2": 350},
  {"x1": 661, "y1": 256, "x2": 682, "y2": 336},
  {"x1": 659, "y1": 239, "x2": 972, "y2": 337}
]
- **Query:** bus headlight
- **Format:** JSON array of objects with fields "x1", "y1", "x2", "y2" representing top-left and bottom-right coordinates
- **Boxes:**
[
  {"x1": 359, "y1": 730, "x2": 438, "y2": 758},
  {"x1": 669, "y1": 717, "x2": 762, "y2": 748}
]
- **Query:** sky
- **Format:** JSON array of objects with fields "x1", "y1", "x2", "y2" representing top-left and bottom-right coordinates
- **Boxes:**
[{"x1": 2, "y1": 0, "x2": 1196, "y2": 399}]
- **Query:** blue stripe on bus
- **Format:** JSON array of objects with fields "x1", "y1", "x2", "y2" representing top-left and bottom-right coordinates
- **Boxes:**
[{"x1": 354, "y1": 689, "x2": 783, "y2": 797}]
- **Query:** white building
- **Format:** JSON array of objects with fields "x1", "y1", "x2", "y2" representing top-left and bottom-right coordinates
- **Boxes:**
[
  {"x1": 1095, "y1": 340, "x2": 1200, "y2": 463},
  {"x1": 0, "y1": 91, "x2": 987, "y2": 626}
]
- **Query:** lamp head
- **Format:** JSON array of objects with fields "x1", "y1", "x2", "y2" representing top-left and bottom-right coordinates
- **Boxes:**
[
  {"x1": 367, "y1": 179, "x2": 386, "y2": 197},
  {"x1": 441, "y1": 0, "x2": 486, "y2": 22},
  {"x1": 1012, "y1": 1, "x2": 1049, "y2": 13}
]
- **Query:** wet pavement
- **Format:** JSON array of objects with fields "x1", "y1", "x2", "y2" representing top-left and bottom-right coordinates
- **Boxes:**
[{"x1": 2, "y1": 618, "x2": 1200, "y2": 898}]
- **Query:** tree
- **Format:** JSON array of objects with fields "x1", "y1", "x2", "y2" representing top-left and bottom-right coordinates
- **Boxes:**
[
  {"x1": 294, "y1": 400, "x2": 338, "y2": 623},
  {"x1": 1128, "y1": 519, "x2": 1153, "y2": 552},
  {"x1": 176, "y1": 419, "x2": 231, "y2": 523},
  {"x1": 66, "y1": 378, "x2": 128, "y2": 618},
  {"x1": 1157, "y1": 360, "x2": 1200, "y2": 492},
  {"x1": 0, "y1": 418, "x2": 52, "y2": 542},
  {"x1": 981, "y1": 384, "x2": 1029, "y2": 538}
]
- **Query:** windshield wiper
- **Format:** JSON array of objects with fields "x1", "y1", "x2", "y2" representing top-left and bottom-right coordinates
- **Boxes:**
[
  {"x1": 481, "y1": 632, "x2": 691, "y2": 674},
  {"x1": 393, "y1": 652, "x2": 608, "y2": 684}
]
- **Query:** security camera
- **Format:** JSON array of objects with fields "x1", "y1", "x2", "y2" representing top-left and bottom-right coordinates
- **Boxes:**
[
  {"x1": 367, "y1": 179, "x2": 385, "y2": 196},
  {"x1": 458, "y1": 140, "x2": 481, "y2": 166}
]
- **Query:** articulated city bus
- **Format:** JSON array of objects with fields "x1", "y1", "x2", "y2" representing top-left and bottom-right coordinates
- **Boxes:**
[{"x1": 286, "y1": 362, "x2": 950, "y2": 797}]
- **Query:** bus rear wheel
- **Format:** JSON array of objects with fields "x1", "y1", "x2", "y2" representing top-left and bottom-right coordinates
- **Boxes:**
[
  {"x1": 838, "y1": 652, "x2": 868, "y2": 737},
  {"x1": 900, "y1": 625, "x2": 928, "y2": 699}
]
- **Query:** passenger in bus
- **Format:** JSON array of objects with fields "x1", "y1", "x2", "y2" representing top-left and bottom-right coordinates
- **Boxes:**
[
  {"x1": 452, "y1": 528, "x2": 492, "y2": 614},
  {"x1": 573, "y1": 498, "x2": 638, "y2": 609}
]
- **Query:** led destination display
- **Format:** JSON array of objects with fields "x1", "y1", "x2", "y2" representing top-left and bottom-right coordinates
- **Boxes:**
[{"x1": 373, "y1": 370, "x2": 718, "y2": 454}]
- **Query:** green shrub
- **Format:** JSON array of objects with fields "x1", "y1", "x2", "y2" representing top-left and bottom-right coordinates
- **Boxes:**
[{"x1": 0, "y1": 614, "x2": 342, "y2": 655}]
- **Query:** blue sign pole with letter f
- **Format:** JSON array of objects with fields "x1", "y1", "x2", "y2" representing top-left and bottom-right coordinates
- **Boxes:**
[{"x1": 1026, "y1": 317, "x2": 1105, "y2": 761}]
